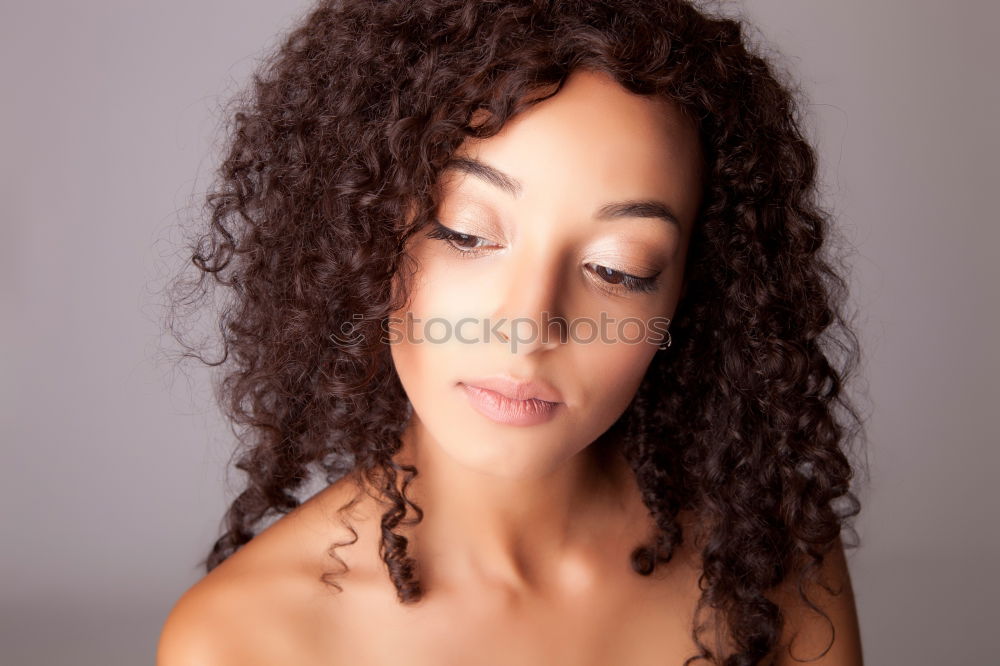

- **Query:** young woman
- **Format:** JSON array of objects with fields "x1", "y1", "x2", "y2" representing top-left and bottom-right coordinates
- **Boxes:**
[{"x1": 158, "y1": 1, "x2": 866, "y2": 664}]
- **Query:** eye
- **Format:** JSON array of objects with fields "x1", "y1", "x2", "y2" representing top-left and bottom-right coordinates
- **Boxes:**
[
  {"x1": 586, "y1": 263, "x2": 661, "y2": 294},
  {"x1": 426, "y1": 219, "x2": 496, "y2": 257},
  {"x1": 428, "y1": 219, "x2": 661, "y2": 295}
]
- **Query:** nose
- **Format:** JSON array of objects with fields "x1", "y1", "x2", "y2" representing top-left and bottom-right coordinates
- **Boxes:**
[{"x1": 491, "y1": 251, "x2": 567, "y2": 355}]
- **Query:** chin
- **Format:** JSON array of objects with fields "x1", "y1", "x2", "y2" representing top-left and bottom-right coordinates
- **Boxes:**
[{"x1": 438, "y1": 421, "x2": 580, "y2": 481}]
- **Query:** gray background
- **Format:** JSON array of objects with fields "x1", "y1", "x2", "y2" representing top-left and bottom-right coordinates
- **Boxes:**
[{"x1": 2, "y1": 1, "x2": 997, "y2": 664}]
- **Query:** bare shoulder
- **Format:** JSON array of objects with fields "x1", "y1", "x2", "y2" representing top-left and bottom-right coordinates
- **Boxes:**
[
  {"x1": 768, "y1": 535, "x2": 864, "y2": 666},
  {"x1": 156, "y1": 569, "x2": 256, "y2": 666},
  {"x1": 157, "y1": 471, "x2": 376, "y2": 666}
]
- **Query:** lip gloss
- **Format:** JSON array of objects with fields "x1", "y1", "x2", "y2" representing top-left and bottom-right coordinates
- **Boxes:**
[{"x1": 460, "y1": 383, "x2": 561, "y2": 426}]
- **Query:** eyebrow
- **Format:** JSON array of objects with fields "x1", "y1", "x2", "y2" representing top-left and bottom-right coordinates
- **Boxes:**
[{"x1": 443, "y1": 156, "x2": 681, "y2": 229}]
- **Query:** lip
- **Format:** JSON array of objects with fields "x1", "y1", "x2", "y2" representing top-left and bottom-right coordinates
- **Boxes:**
[
  {"x1": 459, "y1": 375, "x2": 564, "y2": 403},
  {"x1": 458, "y1": 375, "x2": 564, "y2": 427},
  {"x1": 460, "y1": 383, "x2": 562, "y2": 426}
]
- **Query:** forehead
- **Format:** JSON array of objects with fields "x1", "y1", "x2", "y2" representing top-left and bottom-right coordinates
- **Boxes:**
[{"x1": 447, "y1": 69, "x2": 704, "y2": 227}]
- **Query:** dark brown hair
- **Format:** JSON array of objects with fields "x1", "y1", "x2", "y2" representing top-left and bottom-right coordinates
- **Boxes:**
[{"x1": 166, "y1": 1, "x2": 868, "y2": 664}]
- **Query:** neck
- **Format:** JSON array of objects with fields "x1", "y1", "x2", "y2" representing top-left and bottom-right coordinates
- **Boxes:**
[{"x1": 386, "y1": 414, "x2": 648, "y2": 597}]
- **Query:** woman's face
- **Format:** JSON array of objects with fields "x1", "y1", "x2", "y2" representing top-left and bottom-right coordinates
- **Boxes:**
[{"x1": 389, "y1": 68, "x2": 703, "y2": 480}]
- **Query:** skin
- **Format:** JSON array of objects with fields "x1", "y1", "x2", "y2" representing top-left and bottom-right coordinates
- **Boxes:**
[{"x1": 157, "y1": 69, "x2": 864, "y2": 666}]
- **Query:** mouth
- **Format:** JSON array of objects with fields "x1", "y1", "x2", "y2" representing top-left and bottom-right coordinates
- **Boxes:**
[{"x1": 458, "y1": 382, "x2": 562, "y2": 427}]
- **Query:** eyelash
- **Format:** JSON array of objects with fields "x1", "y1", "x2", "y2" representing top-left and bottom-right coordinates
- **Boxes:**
[{"x1": 425, "y1": 219, "x2": 661, "y2": 294}]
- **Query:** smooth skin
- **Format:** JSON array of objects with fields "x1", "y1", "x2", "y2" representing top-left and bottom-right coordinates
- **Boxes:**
[{"x1": 158, "y1": 69, "x2": 863, "y2": 666}]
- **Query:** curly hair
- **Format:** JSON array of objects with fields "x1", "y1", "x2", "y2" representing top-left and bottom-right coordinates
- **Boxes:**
[{"x1": 165, "y1": 1, "x2": 868, "y2": 664}]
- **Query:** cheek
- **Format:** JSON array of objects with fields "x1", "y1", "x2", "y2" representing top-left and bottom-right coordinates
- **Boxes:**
[
  {"x1": 389, "y1": 244, "x2": 496, "y2": 379},
  {"x1": 387, "y1": 253, "x2": 472, "y2": 418},
  {"x1": 571, "y1": 339, "x2": 656, "y2": 442},
  {"x1": 388, "y1": 269, "x2": 440, "y2": 398}
]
